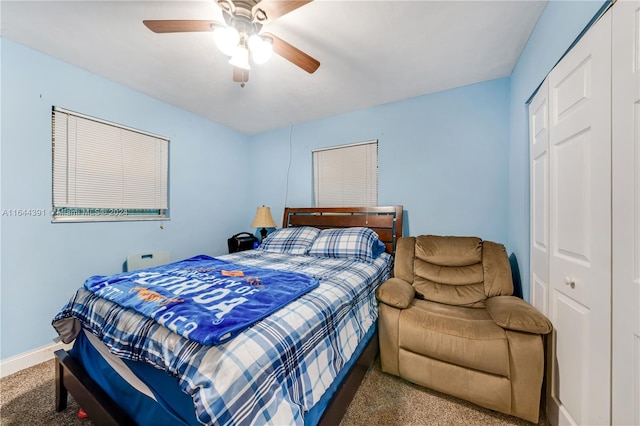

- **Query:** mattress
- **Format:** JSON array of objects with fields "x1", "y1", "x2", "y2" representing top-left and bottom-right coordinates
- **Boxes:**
[
  {"x1": 72, "y1": 328, "x2": 200, "y2": 425},
  {"x1": 54, "y1": 249, "x2": 392, "y2": 425},
  {"x1": 70, "y1": 323, "x2": 378, "y2": 425}
]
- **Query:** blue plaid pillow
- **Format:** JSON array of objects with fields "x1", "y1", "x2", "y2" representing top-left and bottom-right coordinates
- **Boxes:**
[
  {"x1": 307, "y1": 227, "x2": 381, "y2": 263},
  {"x1": 258, "y1": 226, "x2": 320, "y2": 255}
]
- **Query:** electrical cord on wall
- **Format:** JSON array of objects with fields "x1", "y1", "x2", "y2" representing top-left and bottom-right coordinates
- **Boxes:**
[{"x1": 283, "y1": 124, "x2": 292, "y2": 209}]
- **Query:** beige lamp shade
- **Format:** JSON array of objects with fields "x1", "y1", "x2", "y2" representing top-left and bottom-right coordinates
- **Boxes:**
[{"x1": 251, "y1": 206, "x2": 276, "y2": 228}]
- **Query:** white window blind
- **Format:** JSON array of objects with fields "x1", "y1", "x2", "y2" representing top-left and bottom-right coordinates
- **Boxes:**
[
  {"x1": 52, "y1": 107, "x2": 169, "y2": 222},
  {"x1": 313, "y1": 140, "x2": 378, "y2": 207}
]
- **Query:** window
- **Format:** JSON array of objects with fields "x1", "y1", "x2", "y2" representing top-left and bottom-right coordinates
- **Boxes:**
[
  {"x1": 52, "y1": 107, "x2": 169, "y2": 222},
  {"x1": 313, "y1": 140, "x2": 378, "y2": 207}
]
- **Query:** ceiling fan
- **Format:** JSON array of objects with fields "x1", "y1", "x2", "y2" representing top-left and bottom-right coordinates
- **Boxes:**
[{"x1": 143, "y1": 0, "x2": 320, "y2": 87}]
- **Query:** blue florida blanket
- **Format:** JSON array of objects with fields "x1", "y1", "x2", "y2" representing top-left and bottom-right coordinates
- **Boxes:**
[{"x1": 82, "y1": 255, "x2": 319, "y2": 345}]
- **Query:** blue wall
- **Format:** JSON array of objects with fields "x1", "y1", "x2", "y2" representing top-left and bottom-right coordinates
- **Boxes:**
[
  {"x1": 249, "y1": 78, "x2": 511, "y2": 244},
  {"x1": 0, "y1": 39, "x2": 253, "y2": 359},
  {"x1": 0, "y1": 0, "x2": 606, "y2": 360},
  {"x1": 507, "y1": 0, "x2": 608, "y2": 301}
]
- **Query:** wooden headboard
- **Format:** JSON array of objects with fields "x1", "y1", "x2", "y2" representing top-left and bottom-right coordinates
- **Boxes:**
[{"x1": 282, "y1": 206, "x2": 403, "y2": 255}]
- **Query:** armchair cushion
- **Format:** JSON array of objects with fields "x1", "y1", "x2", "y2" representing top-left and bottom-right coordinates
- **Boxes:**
[
  {"x1": 375, "y1": 278, "x2": 415, "y2": 309},
  {"x1": 485, "y1": 296, "x2": 552, "y2": 334},
  {"x1": 413, "y1": 236, "x2": 486, "y2": 306},
  {"x1": 482, "y1": 241, "x2": 514, "y2": 297},
  {"x1": 415, "y1": 235, "x2": 482, "y2": 266},
  {"x1": 399, "y1": 299, "x2": 511, "y2": 377}
]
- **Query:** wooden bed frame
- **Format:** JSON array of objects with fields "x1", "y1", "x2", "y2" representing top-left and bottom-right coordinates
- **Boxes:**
[{"x1": 54, "y1": 205, "x2": 404, "y2": 426}]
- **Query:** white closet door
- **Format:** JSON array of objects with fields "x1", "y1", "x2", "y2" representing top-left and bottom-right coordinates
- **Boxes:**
[
  {"x1": 547, "y1": 10, "x2": 612, "y2": 426},
  {"x1": 529, "y1": 78, "x2": 550, "y2": 316},
  {"x1": 612, "y1": 1, "x2": 640, "y2": 424}
]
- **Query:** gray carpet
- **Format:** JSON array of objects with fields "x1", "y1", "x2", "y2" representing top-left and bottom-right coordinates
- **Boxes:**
[
  {"x1": 341, "y1": 357, "x2": 547, "y2": 426},
  {"x1": 1, "y1": 360, "x2": 84, "y2": 426},
  {"x1": 1, "y1": 357, "x2": 547, "y2": 425}
]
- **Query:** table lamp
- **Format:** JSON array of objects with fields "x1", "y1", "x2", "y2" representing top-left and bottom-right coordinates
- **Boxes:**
[{"x1": 250, "y1": 205, "x2": 276, "y2": 242}]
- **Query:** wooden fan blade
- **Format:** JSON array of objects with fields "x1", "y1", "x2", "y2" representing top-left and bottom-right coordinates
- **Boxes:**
[
  {"x1": 143, "y1": 20, "x2": 223, "y2": 33},
  {"x1": 263, "y1": 32, "x2": 320, "y2": 74},
  {"x1": 233, "y1": 67, "x2": 249, "y2": 83},
  {"x1": 252, "y1": 0, "x2": 312, "y2": 24}
]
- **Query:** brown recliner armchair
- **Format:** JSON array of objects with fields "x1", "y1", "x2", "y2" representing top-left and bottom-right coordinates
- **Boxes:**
[{"x1": 376, "y1": 235, "x2": 552, "y2": 423}]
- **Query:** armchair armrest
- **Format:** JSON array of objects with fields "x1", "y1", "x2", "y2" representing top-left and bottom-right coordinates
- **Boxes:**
[
  {"x1": 486, "y1": 296, "x2": 552, "y2": 334},
  {"x1": 375, "y1": 278, "x2": 415, "y2": 309}
]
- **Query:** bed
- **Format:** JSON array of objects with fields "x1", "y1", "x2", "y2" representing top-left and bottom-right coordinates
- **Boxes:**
[{"x1": 52, "y1": 205, "x2": 403, "y2": 426}]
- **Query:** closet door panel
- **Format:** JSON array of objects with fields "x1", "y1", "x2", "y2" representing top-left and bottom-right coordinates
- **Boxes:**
[
  {"x1": 553, "y1": 131, "x2": 592, "y2": 269},
  {"x1": 612, "y1": 1, "x2": 640, "y2": 424},
  {"x1": 530, "y1": 79, "x2": 550, "y2": 315},
  {"x1": 547, "y1": 11, "x2": 611, "y2": 426}
]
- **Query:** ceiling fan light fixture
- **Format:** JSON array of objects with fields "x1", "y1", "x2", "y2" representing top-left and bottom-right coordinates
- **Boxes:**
[
  {"x1": 229, "y1": 45, "x2": 251, "y2": 70},
  {"x1": 214, "y1": 26, "x2": 240, "y2": 56},
  {"x1": 248, "y1": 34, "x2": 273, "y2": 64},
  {"x1": 142, "y1": 0, "x2": 320, "y2": 83}
]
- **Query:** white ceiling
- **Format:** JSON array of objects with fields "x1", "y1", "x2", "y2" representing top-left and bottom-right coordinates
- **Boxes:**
[{"x1": 1, "y1": 0, "x2": 547, "y2": 135}]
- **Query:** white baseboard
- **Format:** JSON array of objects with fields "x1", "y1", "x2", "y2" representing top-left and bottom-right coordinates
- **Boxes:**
[{"x1": 0, "y1": 341, "x2": 73, "y2": 379}]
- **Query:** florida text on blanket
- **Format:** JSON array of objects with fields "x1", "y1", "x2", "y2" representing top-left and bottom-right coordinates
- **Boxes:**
[{"x1": 83, "y1": 255, "x2": 319, "y2": 345}]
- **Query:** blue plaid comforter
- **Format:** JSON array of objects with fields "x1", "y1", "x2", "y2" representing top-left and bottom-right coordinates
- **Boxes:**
[{"x1": 52, "y1": 250, "x2": 392, "y2": 425}]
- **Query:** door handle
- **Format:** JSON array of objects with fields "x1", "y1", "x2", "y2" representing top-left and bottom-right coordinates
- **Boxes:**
[{"x1": 564, "y1": 276, "x2": 576, "y2": 289}]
